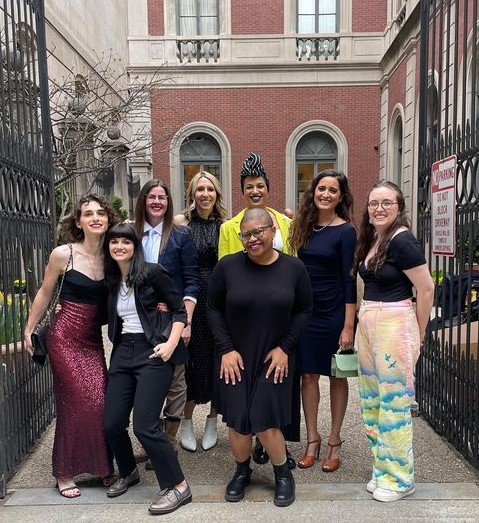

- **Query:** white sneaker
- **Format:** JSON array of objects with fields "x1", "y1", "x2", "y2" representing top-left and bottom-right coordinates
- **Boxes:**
[
  {"x1": 180, "y1": 418, "x2": 197, "y2": 452},
  {"x1": 366, "y1": 479, "x2": 377, "y2": 493},
  {"x1": 201, "y1": 416, "x2": 218, "y2": 451},
  {"x1": 373, "y1": 486, "x2": 415, "y2": 502}
]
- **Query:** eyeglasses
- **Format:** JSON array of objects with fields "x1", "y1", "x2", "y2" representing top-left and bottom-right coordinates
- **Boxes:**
[
  {"x1": 367, "y1": 200, "x2": 398, "y2": 210},
  {"x1": 146, "y1": 194, "x2": 168, "y2": 202},
  {"x1": 238, "y1": 225, "x2": 273, "y2": 242}
]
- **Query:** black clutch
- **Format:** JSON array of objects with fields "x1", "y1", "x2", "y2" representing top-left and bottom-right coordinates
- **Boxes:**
[{"x1": 31, "y1": 324, "x2": 49, "y2": 366}]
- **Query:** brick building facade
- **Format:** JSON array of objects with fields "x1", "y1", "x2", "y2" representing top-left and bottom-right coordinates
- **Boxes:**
[{"x1": 126, "y1": 1, "x2": 426, "y2": 223}]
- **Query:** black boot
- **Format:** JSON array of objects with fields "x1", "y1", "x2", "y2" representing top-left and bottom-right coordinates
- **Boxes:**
[
  {"x1": 273, "y1": 462, "x2": 295, "y2": 507},
  {"x1": 252, "y1": 437, "x2": 269, "y2": 465},
  {"x1": 285, "y1": 445, "x2": 296, "y2": 470},
  {"x1": 225, "y1": 458, "x2": 253, "y2": 502}
]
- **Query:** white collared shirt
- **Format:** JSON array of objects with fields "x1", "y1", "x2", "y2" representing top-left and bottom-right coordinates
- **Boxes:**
[{"x1": 143, "y1": 222, "x2": 163, "y2": 263}]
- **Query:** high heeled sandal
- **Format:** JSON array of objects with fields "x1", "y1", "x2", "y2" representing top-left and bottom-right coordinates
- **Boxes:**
[
  {"x1": 297, "y1": 438, "x2": 321, "y2": 469},
  {"x1": 321, "y1": 440, "x2": 344, "y2": 472}
]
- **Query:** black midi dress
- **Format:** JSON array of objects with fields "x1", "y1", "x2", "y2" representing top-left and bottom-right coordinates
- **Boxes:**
[{"x1": 207, "y1": 252, "x2": 312, "y2": 435}]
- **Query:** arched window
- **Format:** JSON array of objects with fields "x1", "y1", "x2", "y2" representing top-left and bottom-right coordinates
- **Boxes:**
[
  {"x1": 296, "y1": 132, "x2": 337, "y2": 203},
  {"x1": 426, "y1": 84, "x2": 439, "y2": 161},
  {"x1": 180, "y1": 132, "x2": 221, "y2": 206},
  {"x1": 393, "y1": 116, "x2": 403, "y2": 186}
]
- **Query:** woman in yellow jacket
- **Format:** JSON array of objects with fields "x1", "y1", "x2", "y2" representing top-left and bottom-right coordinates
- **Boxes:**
[{"x1": 217, "y1": 152, "x2": 297, "y2": 469}]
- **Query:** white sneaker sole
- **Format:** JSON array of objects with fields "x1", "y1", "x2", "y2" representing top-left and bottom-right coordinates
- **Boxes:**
[{"x1": 373, "y1": 487, "x2": 415, "y2": 502}]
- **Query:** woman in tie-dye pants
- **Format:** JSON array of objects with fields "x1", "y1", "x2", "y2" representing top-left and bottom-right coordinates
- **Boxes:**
[{"x1": 353, "y1": 181, "x2": 434, "y2": 503}]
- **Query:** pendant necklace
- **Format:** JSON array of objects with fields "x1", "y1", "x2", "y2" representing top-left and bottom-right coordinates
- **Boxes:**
[
  {"x1": 119, "y1": 282, "x2": 133, "y2": 317},
  {"x1": 313, "y1": 215, "x2": 336, "y2": 233},
  {"x1": 119, "y1": 282, "x2": 133, "y2": 299}
]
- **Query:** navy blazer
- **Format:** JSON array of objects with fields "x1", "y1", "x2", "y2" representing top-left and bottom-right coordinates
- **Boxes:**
[{"x1": 157, "y1": 226, "x2": 200, "y2": 299}]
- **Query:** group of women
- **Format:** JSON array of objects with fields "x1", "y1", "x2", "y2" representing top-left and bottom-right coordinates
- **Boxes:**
[{"x1": 23, "y1": 151, "x2": 434, "y2": 514}]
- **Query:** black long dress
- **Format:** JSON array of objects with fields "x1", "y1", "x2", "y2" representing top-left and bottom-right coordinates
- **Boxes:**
[
  {"x1": 186, "y1": 215, "x2": 221, "y2": 404},
  {"x1": 207, "y1": 252, "x2": 312, "y2": 435}
]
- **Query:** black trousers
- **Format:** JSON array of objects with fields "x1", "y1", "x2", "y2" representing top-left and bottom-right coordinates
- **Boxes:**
[{"x1": 104, "y1": 333, "x2": 184, "y2": 489}]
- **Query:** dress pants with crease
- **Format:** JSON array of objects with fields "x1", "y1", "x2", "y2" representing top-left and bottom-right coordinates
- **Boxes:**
[{"x1": 104, "y1": 333, "x2": 185, "y2": 489}]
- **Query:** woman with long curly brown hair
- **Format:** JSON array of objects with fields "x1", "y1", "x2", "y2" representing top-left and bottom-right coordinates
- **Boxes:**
[{"x1": 289, "y1": 169, "x2": 357, "y2": 473}]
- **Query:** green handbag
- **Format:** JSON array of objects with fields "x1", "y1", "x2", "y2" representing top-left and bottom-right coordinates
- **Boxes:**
[{"x1": 331, "y1": 347, "x2": 358, "y2": 378}]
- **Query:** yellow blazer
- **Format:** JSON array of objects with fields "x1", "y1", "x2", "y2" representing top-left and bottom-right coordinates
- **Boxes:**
[{"x1": 218, "y1": 207, "x2": 293, "y2": 259}]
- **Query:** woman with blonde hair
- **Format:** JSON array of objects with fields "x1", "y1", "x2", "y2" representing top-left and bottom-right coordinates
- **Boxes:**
[{"x1": 175, "y1": 171, "x2": 227, "y2": 452}]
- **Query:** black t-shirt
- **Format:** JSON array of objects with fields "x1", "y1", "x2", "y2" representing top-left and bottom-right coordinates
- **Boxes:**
[{"x1": 359, "y1": 230, "x2": 426, "y2": 302}]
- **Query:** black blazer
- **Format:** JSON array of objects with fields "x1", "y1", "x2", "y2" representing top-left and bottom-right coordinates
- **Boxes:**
[{"x1": 107, "y1": 263, "x2": 188, "y2": 364}]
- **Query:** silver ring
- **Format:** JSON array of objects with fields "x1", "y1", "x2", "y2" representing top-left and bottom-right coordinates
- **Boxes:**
[{"x1": 276, "y1": 367, "x2": 282, "y2": 371}]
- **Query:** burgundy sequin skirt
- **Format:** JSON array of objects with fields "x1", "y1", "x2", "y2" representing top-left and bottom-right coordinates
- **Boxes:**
[{"x1": 47, "y1": 300, "x2": 113, "y2": 479}]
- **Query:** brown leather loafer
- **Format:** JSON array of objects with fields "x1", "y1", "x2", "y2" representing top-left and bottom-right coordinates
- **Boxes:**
[
  {"x1": 148, "y1": 484, "x2": 192, "y2": 515},
  {"x1": 106, "y1": 468, "x2": 140, "y2": 498}
]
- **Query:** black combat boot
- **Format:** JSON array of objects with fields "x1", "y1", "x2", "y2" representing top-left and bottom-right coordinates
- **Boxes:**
[
  {"x1": 273, "y1": 462, "x2": 295, "y2": 507},
  {"x1": 225, "y1": 458, "x2": 253, "y2": 502},
  {"x1": 252, "y1": 437, "x2": 269, "y2": 464}
]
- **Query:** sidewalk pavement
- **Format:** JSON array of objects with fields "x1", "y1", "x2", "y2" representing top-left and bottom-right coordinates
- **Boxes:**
[{"x1": 2, "y1": 376, "x2": 479, "y2": 522}]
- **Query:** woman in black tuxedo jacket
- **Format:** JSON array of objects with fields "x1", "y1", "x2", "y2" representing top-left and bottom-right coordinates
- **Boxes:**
[{"x1": 103, "y1": 222, "x2": 191, "y2": 516}]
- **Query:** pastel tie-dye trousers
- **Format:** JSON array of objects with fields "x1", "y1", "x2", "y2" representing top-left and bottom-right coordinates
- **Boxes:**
[{"x1": 355, "y1": 299, "x2": 420, "y2": 491}]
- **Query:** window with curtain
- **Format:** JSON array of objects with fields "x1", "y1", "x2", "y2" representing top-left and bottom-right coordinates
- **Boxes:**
[
  {"x1": 297, "y1": 0, "x2": 338, "y2": 34},
  {"x1": 296, "y1": 132, "x2": 337, "y2": 204},
  {"x1": 393, "y1": 117, "x2": 403, "y2": 187},
  {"x1": 178, "y1": 0, "x2": 218, "y2": 36},
  {"x1": 180, "y1": 133, "x2": 222, "y2": 206},
  {"x1": 426, "y1": 84, "x2": 438, "y2": 160}
]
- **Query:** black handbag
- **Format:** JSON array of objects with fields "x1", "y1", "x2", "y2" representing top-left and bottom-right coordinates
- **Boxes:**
[
  {"x1": 31, "y1": 244, "x2": 72, "y2": 367},
  {"x1": 31, "y1": 324, "x2": 49, "y2": 366}
]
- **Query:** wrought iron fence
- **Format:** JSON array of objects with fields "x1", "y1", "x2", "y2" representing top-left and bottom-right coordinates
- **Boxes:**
[
  {"x1": 417, "y1": 0, "x2": 479, "y2": 468},
  {"x1": 0, "y1": 0, "x2": 54, "y2": 497}
]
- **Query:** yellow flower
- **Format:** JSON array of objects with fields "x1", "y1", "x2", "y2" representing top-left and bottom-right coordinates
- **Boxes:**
[{"x1": 6, "y1": 294, "x2": 13, "y2": 306}]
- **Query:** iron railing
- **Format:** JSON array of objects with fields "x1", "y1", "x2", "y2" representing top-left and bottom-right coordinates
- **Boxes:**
[
  {"x1": 417, "y1": 0, "x2": 479, "y2": 468},
  {"x1": 0, "y1": 0, "x2": 54, "y2": 497}
]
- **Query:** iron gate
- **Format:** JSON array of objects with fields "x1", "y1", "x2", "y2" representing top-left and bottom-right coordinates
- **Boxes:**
[
  {"x1": 417, "y1": 0, "x2": 479, "y2": 467},
  {"x1": 0, "y1": 0, "x2": 54, "y2": 497}
]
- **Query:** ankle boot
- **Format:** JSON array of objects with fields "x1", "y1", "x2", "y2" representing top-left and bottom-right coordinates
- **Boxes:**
[
  {"x1": 164, "y1": 419, "x2": 180, "y2": 453},
  {"x1": 180, "y1": 418, "x2": 197, "y2": 452},
  {"x1": 201, "y1": 416, "x2": 218, "y2": 451},
  {"x1": 273, "y1": 462, "x2": 295, "y2": 507},
  {"x1": 252, "y1": 437, "x2": 269, "y2": 464},
  {"x1": 225, "y1": 458, "x2": 252, "y2": 502}
]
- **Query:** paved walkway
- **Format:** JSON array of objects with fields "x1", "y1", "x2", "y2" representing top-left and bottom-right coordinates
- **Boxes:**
[{"x1": 2, "y1": 379, "x2": 479, "y2": 522}]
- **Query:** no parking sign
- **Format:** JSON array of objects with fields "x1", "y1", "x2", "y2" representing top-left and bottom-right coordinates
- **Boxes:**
[{"x1": 431, "y1": 155, "x2": 456, "y2": 257}]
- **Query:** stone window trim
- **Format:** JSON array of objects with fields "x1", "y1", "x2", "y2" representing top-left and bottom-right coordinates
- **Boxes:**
[
  {"x1": 169, "y1": 121, "x2": 232, "y2": 213},
  {"x1": 285, "y1": 120, "x2": 348, "y2": 210}
]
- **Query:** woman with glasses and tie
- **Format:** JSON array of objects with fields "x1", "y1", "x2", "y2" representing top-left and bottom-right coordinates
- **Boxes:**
[
  {"x1": 207, "y1": 208, "x2": 312, "y2": 507},
  {"x1": 133, "y1": 180, "x2": 199, "y2": 460},
  {"x1": 352, "y1": 180, "x2": 434, "y2": 502}
]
